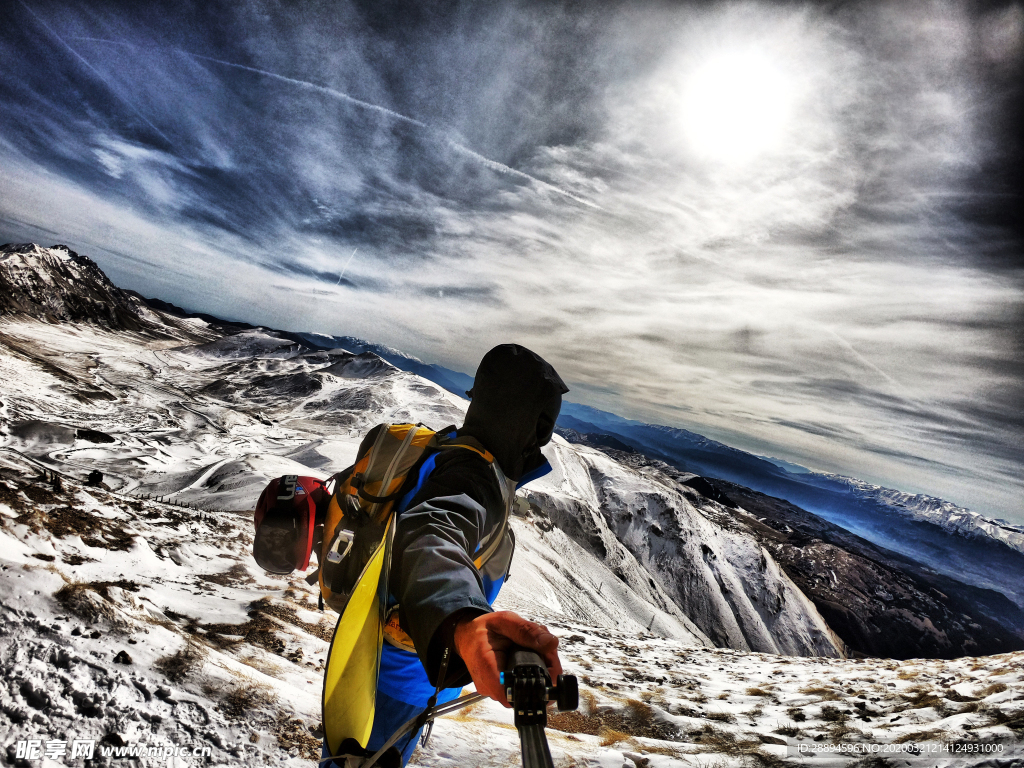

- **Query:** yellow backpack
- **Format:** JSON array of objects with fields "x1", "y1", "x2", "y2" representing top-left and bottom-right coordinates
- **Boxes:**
[
  {"x1": 320, "y1": 422, "x2": 514, "y2": 753},
  {"x1": 318, "y1": 423, "x2": 512, "y2": 616}
]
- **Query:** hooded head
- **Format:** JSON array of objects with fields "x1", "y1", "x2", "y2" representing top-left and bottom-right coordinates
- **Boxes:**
[{"x1": 460, "y1": 344, "x2": 568, "y2": 482}]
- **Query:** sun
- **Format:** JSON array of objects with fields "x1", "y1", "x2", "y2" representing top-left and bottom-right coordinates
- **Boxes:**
[{"x1": 680, "y1": 50, "x2": 797, "y2": 164}]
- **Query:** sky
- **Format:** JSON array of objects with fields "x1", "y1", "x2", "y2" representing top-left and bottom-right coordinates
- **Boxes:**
[{"x1": 0, "y1": 0, "x2": 1022, "y2": 522}]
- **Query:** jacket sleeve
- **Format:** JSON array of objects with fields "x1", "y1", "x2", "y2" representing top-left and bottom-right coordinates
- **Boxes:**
[{"x1": 391, "y1": 450, "x2": 505, "y2": 688}]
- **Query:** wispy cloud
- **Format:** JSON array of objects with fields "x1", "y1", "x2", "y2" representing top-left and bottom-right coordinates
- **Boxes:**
[{"x1": 0, "y1": 0, "x2": 1021, "y2": 520}]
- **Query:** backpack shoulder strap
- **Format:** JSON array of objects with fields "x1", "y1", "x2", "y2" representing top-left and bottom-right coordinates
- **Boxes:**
[
  {"x1": 435, "y1": 434, "x2": 495, "y2": 464},
  {"x1": 474, "y1": 463, "x2": 513, "y2": 570}
]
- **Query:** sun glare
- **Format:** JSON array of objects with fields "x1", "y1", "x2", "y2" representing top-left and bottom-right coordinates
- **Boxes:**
[{"x1": 680, "y1": 51, "x2": 796, "y2": 164}]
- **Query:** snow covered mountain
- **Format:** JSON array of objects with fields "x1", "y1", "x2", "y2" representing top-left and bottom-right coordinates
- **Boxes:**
[
  {"x1": 528, "y1": 441, "x2": 841, "y2": 657},
  {"x1": 0, "y1": 314, "x2": 838, "y2": 657},
  {"x1": 808, "y1": 472, "x2": 1024, "y2": 556},
  {"x1": 294, "y1": 332, "x2": 470, "y2": 399},
  {"x1": 2, "y1": 243, "x2": 1024, "y2": 766},
  {"x1": 556, "y1": 402, "x2": 1024, "y2": 612},
  {"x1": 1, "y1": 244, "x2": 156, "y2": 332}
]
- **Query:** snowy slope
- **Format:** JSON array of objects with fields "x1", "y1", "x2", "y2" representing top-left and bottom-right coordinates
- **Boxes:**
[
  {"x1": 0, "y1": 300, "x2": 845, "y2": 655},
  {"x1": 3, "y1": 461, "x2": 1023, "y2": 768},
  {"x1": 529, "y1": 440, "x2": 843, "y2": 658}
]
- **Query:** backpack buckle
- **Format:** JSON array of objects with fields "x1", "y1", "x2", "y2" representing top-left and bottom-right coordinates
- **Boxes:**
[{"x1": 326, "y1": 529, "x2": 355, "y2": 564}]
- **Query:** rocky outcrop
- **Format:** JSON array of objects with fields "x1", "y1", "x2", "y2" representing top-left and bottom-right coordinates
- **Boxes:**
[
  {"x1": 0, "y1": 244, "x2": 151, "y2": 330},
  {"x1": 528, "y1": 439, "x2": 845, "y2": 658}
]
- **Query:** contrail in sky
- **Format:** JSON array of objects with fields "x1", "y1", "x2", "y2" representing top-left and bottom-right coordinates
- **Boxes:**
[
  {"x1": 336, "y1": 248, "x2": 358, "y2": 286},
  {"x1": 73, "y1": 37, "x2": 601, "y2": 210},
  {"x1": 825, "y1": 328, "x2": 928, "y2": 412},
  {"x1": 17, "y1": 3, "x2": 174, "y2": 146}
]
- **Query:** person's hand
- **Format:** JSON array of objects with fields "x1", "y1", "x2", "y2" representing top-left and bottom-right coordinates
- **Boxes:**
[{"x1": 452, "y1": 611, "x2": 562, "y2": 707}]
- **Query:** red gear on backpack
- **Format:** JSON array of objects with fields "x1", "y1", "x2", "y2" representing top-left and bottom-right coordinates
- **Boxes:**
[{"x1": 253, "y1": 475, "x2": 329, "y2": 574}]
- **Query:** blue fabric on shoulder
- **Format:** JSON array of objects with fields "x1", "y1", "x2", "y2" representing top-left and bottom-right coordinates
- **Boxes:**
[
  {"x1": 397, "y1": 451, "x2": 439, "y2": 514},
  {"x1": 371, "y1": 440, "x2": 553, "y2": 723},
  {"x1": 516, "y1": 458, "x2": 552, "y2": 489}
]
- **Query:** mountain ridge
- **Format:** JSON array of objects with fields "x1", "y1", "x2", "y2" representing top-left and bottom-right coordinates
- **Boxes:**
[{"x1": 2, "y1": 241, "x2": 1020, "y2": 651}]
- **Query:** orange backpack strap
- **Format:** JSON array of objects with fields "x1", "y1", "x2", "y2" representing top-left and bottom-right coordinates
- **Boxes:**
[{"x1": 436, "y1": 434, "x2": 495, "y2": 464}]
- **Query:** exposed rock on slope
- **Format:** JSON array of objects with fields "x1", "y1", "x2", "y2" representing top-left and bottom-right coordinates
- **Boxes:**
[
  {"x1": 0, "y1": 244, "x2": 151, "y2": 331},
  {"x1": 528, "y1": 440, "x2": 844, "y2": 658},
  {"x1": 713, "y1": 478, "x2": 1024, "y2": 659}
]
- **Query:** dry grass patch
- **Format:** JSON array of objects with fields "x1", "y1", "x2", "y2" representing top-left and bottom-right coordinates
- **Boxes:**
[
  {"x1": 580, "y1": 689, "x2": 598, "y2": 711},
  {"x1": 155, "y1": 635, "x2": 207, "y2": 682},
  {"x1": 548, "y1": 694, "x2": 680, "y2": 742},
  {"x1": 20, "y1": 483, "x2": 64, "y2": 505},
  {"x1": 746, "y1": 687, "x2": 773, "y2": 697},
  {"x1": 985, "y1": 708, "x2": 1024, "y2": 730},
  {"x1": 597, "y1": 727, "x2": 629, "y2": 746},
  {"x1": 199, "y1": 563, "x2": 254, "y2": 587},
  {"x1": 799, "y1": 686, "x2": 842, "y2": 701},
  {"x1": 239, "y1": 655, "x2": 284, "y2": 678},
  {"x1": 54, "y1": 581, "x2": 131, "y2": 628},
  {"x1": 626, "y1": 698, "x2": 654, "y2": 719},
  {"x1": 819, "y1": 705, "x2": 848, "y2": 724},
  {"x1": 893, "y1": 728, "x2": 947, "y2": 744},
  {"x1": 705, "y1": 711, "x2": 736, "y2": 724},
  {"x1": 979, "y1": 683, "x2": 1008, "y2": 697},
  {"x1": 0, "y1": 480, "x2": 29, "y2": 513},
  {"x1": 19, "y1": 503, "x2": 135, "y2": 550},
  {"x1": 900, "y1": 685, "x2": 947, "y2": 713},
  {"x1": 945, "y1": 689, "x2": 978, "y2": 703},
  {"x1": 197, "y1": 597, "x2": 331, "y2": 654},
  {"x1": 220, "y1": 681, "x2": 278, "y2": 720},
  {"x1": 687, "y1": 725, "x2": 765, "y2": 757},
  {"x1": 684, "y1": 729, "x2": 786, "y2": 768},
  {"x1": 249, "y1": 597, "x2": 334, "y2": 642}
]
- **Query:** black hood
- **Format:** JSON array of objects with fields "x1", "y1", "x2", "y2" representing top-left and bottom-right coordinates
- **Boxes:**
[{"x1": 460, "y1": 344, "x2": 569, "y2": 482}]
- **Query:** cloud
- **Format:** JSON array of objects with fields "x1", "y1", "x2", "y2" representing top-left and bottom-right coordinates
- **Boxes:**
[{"x1": 0, "y1": 0, "x2": 1021, "y2": 521}]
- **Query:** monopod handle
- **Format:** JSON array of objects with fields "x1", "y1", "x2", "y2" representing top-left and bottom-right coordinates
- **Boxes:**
[{"x1": 502, "y1": 645, "x2": 579, "y2": 768}]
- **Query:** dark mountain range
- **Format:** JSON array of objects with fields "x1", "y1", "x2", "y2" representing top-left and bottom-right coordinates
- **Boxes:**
[{"x1": 713, "y1": 478, "x2": 1024, "y2": 659}]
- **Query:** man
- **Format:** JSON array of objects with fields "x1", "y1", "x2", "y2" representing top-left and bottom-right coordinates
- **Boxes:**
[{"x1": 346, "y1": 343, "x2": 569, "y2": 766}]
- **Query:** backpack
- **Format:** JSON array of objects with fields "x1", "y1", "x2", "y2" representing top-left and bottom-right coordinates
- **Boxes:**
[
  {"x1": 252, "y1": 475, "x2": 330, "y2": 574},
  {"x1": 318, "y1": 423, "x2": 514, "y2": 621},
  {"x1": 318, "y1": 423, "x2": 515, "y2": 753},
  {"x1": 251, "y1": 422, "x2": 517, "y2": 659}
]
